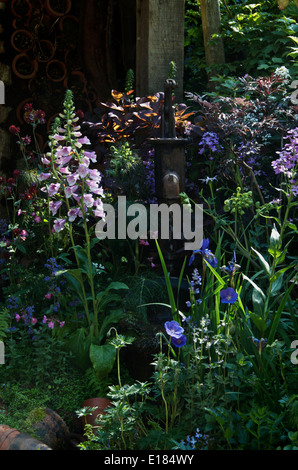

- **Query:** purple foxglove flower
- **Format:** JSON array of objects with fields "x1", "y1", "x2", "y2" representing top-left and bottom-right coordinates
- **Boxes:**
[
  {"x1": 164, "y1": 320, "x2": 184, "y2": 338},
  {"x1": 83, "y1": 193, "x2": 94, "y2": 208},
  {"x1": 52, "y1": 134, "x2": 65, "y2": 141},
  {"x1": 48, "y1": 183, "x2": 60, "y2": 197},
  {"x1": 53, "y1": 218, "x2": 66, "y2": 232},
  {"x1": 86, "y1": 179, "x2": 101, "y2": 194},
  {"x1": 58, "y1": 166, "x2": 71, "y2": 174},
  {"x1": 93, "y1": 198, "x2": 105, "y2": 218},
  {"x1": 220, "y1": 287, "x2": 238, "y2": 304},
  {"x1": 56, "y1": 146, "x2": 72, "y2": 157},
  {"x1": 41, "y1": 157, "x2": 50, "y2": 165},
  {"x1": 84, "y1": 150, "x2": 97, "y2": 162},
  {"x1": 73, "y1": 194, "x2": 82, "y2": 204},
  {"x1": 67, "y1": 173, "x2": 79, "y2": 186},
  {"x1": 64, "y1": 185, "x2": 78, "y2": 198},
  {"x1": 38, "y1": 172, "x2": 51, "y2": 181},
  {"x1": 59, "y1": 155, "x2": 73, "y2": 165},
  {"x1": 77, "y1": 136, "x2": 91, "y2": 145},
  {"x1": 88, "y1": 169, "x2": 102, "y2": 181},
  {"x1": 78, "y1": 164, "x2": 88, "y2": 178},
  {"x1": 68, "y1": 208, "x2": 80, "y2": 222},
  {"x1": 49, "y1": 200, "x2": 62, "y2": 216}
]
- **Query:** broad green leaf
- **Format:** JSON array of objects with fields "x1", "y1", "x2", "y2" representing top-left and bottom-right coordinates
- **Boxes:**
[
  {"x1": 267, "y1": 278, "x2": 296, "y2": 344},
  {"x1": 271, "y1": 273, "x2": 284, "y2": 296},
  {"x1": 204, "y1": 260, "x2": 226, "y2": 286},
  {"x1": 89, "y1": 343, "x2": 116, "y2": 380},
  {"x1": 252, "y1": 248, "x2": 270, "y2": 275},
  {"x1": 65, "y1": 327, "x2": 91, "y2": 370},
  {"x1": 105, "y1": 281, "x2": 129, "y2": 291},
  {"x1": 98, "y1": 308, "x2": 125, "y2": 343},
  {"x1": 155, "y1": 240, "x2": 178, "y2": 321},
  {"x1": 242, "y1": 274, "x2": 266, "y2": 301},
  {"x1": 57, "y1": 269, "x2": 85, "y2": 301},
  {"x1": 71, "y1": 245, "x2": 96, "y2": 278},
  {"x1": 252, "y1": 287, "x2": 265, "y2": 318},
  {"x1": 249, "y1": 312, "x2": 267, "y2": 336}
]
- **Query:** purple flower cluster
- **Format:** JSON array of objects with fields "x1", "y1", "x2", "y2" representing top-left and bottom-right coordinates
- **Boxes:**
[
  {"x1": 38, "y1": 93, "x2": 105, "y2": 232},
  {"x1": 164, "y1": 320, "x2": 187, "y2": 347},
  {"x1": 186, "y1": 268, "x2": 202, "y2": 308},
  {"x1": 271, "y1": 128, "x2": 298, "y2": 188},
  {"x1": 188, "y1": 239, "x2": 239, "y2": 306},
  {"x1": 143, "y1": 148, "x2": 157, "y2": 203},
  {"x1": 198, "y1": 132, "x2": 223, "y2": 158},
  {"x1": 179, "y1": 428, "x2": 210, "y2": 450}
]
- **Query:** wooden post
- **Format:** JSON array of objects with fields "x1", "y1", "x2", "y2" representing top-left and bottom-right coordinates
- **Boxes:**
[
  {"x1": 200, "y1": 0, "x2": 225, "y2": 70},
  {"x1": 136, "y1": 0, "x2": 185, "y2": 101}
]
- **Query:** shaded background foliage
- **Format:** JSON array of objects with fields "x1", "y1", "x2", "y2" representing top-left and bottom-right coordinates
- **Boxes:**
[{"x1": 184, "y1": 0, "x2": 298, "y2": 93}]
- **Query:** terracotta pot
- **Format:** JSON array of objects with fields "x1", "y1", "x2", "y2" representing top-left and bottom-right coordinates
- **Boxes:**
[
  {"x1": 35, "y1": 39, "x2": 55, "y2": 63},
  {"x1": 11, "y1": 29, "x2": 33, "y2": 53},
  {"x1": 45, "y1": 0, "x2": 71, "y2": 17},
  {"x1": 0, "y1": 425, "x2": 51, "y2": 450},
  {"x1": 30, "y1": 408, "x2": 70, "y2": 450},
  {"x1": 12, "y1": 53, "x2": 38, "y2": 80},
  {"x1": 0, "y1": 425, "x2": 20, "y2": 450},
  {"x1": 11, "y1": 0, "x2": 32, "y2": 18},
  {"x1": 46, "y1": 59, "x2": 67, "y2": 82},
  {"x1": 81, "y1": 398, "x2": 112, "y2": 429}
]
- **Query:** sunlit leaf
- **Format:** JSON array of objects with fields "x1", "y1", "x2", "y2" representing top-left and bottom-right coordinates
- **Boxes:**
[
  {"x1": 146, "y1": 95, "x2": 158, "y2": 102},
  {"x1": 111, "y1": 90, "x2": 123, "y2": 101},
  {"x1": 277, "y1": 0, "x2": 290, "y2": 10}
]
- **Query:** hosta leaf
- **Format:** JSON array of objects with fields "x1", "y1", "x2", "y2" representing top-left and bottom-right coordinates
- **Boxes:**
[{"x1": 90, "y1": 343, "x2": 116, "y2": 380}]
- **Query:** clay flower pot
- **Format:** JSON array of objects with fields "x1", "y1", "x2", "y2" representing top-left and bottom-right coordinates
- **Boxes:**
[
  {"x1": 11, "y1": 29, "x2": 33, "y2": 53},
  {"x1": 29, "y1": 408, "x2": 70, "y2": 450},
  {"x1": 46, "y1": 59, "x2": 67, "y2": 82},
  {"x1": 45, "y1": 0, "x2": 71, "y2": 17},
  {"x1": 81, "y1": 398, "x2": 112, "y2": 428},
  {"x1": 0, "y1": 425, "x2": 20, "y2": 450},
  {"x1": 12, "y1": 53, "x2": 38, "y2": 79},
  {"x1": 11, "y1": 0, "x2": 32, "y2": 18},
  {"x1": 35, "y1": 39, "x2": 55, "y2": 63},
  {"x1": 0, "y1": 424, "x2": 51, "y2": 450}
]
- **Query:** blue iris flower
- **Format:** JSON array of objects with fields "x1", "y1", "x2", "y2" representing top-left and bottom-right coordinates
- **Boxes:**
[
  {"x1": 189, "y1": 238, "x2": 217, "y2": 268},
  {"x1": 189, "y1": 238, "x2": 217, "y2": 267},
  {"x1": 221, "y1": 251, "x2": 240, "y2": 275}
]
